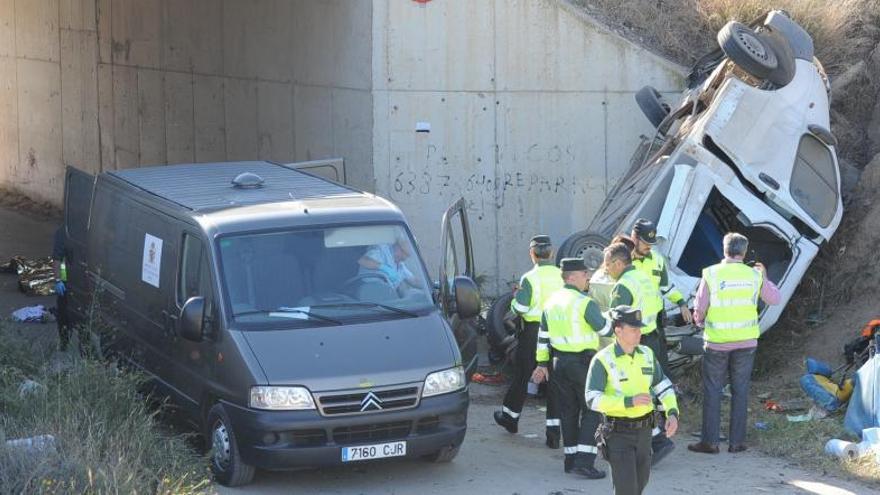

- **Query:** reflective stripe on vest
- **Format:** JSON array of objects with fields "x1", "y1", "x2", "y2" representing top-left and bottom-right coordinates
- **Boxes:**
[
  {"x1": 595, "y1": 345, "x2": 656, "y2": 418},
  {"x1": 520, "y1": 265, "x2": 564, "y2": 322},
  {"x1": 618, "y1": 269, "x2": 661, "y2": 333},
  {"x1": 703, "y1": 262, "x2": 762, "y2": 343},
  {"x1": 543, "y1": 288, "x2": 600, "y2": 352}
]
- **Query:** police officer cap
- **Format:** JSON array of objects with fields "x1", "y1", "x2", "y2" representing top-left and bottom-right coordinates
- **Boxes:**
[
  {"x1": 610, "y1": 305, "x2": 646, "y2": 328},
  {"x1": 632, "y1": 218, "x2": 658, "y2": 245},
  {"x1": 559, "y1": 257, "x2": 587, "y2": 272},
  {"x1": 529, "y1": 235, "x2": 552, "y2": 248}
]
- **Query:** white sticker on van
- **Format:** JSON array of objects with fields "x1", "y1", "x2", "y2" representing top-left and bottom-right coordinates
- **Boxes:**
[{"x1": 142, "y1": 233, "x2": 163, "y2": 288}]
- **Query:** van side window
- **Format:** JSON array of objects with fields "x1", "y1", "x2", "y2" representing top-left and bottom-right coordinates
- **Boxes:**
[{"x1": 179, "y1": 234, "x2": 212, "y2": 310}]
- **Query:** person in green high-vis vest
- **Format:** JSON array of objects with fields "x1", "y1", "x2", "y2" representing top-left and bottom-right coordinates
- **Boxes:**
[
  {"x1": 604, "y1": 241, "x2": 677, "y2": 464},
  {"x1": 688, "y1": 232, "x2": 781, "y2": 455},
  {"x1": 494, "y1": 235, "x2": 564, "y2": 449}
]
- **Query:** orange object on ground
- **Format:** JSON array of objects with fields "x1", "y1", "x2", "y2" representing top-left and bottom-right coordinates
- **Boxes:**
[
  {"x1": 471, "y1": 372, "x2": 506, "y2": 385},
  {"x1": 860, "y1": 319, "x2": 880, "y2": 338}
]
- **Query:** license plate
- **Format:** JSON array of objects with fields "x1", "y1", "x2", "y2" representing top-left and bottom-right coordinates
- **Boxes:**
[{"x1": 341, "y1": 441, "x2": 407, "y2": 462}]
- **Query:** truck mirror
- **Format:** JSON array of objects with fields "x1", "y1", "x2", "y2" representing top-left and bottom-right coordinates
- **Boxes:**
[
  {"x1": 180, "y1": 296, "x2": 206, "y2": 342},
  {"x1": 453, "y1": 276, "x2": 480, "y2": 319}
]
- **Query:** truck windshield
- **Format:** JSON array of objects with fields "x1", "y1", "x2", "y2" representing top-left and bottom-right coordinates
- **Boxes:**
[{"x1": 218, "y1": 224, "x2": 434, "y2": 326}]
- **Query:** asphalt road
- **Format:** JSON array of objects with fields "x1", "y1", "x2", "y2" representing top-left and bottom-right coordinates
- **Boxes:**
[
  {"x1": 219, "y1": 382, "x2": 871, "y2": 495},
  {"x1": 0, "y1": 205, "x2": 871, "y2": 495}
]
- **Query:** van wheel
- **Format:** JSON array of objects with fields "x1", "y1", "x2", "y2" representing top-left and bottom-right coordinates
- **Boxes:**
[
  {"x1": 207, "y1": 404, "x2": 256, "y2": 487},
  {"x1": 635, "y1": 86, "x2": 670, "y2": 128},
  {"x1": 487, "y1": 293, "x2": 517, "y2": 364},
  {"x1": 717, "y1": 21, "x2": 777, "y2": 79},
  {"x1": 423, "y1": 444, "x2": 461, "y2": 463}
]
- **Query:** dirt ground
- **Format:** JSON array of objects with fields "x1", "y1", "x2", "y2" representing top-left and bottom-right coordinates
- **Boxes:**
[{"x1": 1, "y1": 204, "x2": 874, "y2": 495}]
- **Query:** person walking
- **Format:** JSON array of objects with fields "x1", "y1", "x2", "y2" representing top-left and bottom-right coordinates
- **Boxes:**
[
  {"x1": 494, "y1": 235, "x2": 564, "y2": 448},
  {"x1": 586, "y1": 305, "x2": 680, "y2": 495},
  {"x1": 604, "y1": 241, "x2": 676, "y2": 463},
  {"x1": 629, "y1": 219, "x2": 691, "y2": 463},
  {"x1": 531, "y1": 257, "x2": 610, "y2": 479},
  {"x1": 688, "y1": 233, "x2": 780, "y2": 454}
]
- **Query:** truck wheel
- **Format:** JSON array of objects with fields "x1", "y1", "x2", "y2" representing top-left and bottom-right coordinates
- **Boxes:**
[
  {"x1": 635, "y1": 86, "x2": 670, "y2": 128},
  {"x1": 717, "y1": 21, "x2": 777, "y2": 79},
  {"x1": 487, "y1": 292, "x2": 517, "y2": 364},
  {"x1": 207, "y1": 404, "x2": 256, "y2": 487},
  {"x1": 423, "y1": 444, "x2": 461, "y2": 463},
  {"x1": 556, "y1": 231, "x2": 610, "y2": 271}
]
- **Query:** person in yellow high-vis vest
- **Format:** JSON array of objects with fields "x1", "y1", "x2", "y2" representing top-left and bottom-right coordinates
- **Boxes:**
[
  {"x1": 494, "y1": 235, "x2": 564, "y2": 449},
  {"x1": 688, "y1": 233, "x2": 780, "y2": 455},
  {"x1": 531, "y1": 257, "x2": 611, "y2": 479},
  {"x1": 586, "y1": 305, "x2": 679, "y2": 495},
  {"x1": 604, "y1": 241, "x2": 677, "y2": 463}
]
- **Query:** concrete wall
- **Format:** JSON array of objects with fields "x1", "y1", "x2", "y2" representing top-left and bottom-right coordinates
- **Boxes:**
[
  {"x1": 0, "y1": 0, "x2": 374, "y2": 203},
  {"x1": 371, "y1": 0, "x2": 684, "y2": 294}
]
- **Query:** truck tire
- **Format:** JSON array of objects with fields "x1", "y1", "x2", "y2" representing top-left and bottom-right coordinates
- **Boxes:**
[
  {"x1": 487, "y1": 292, "x2": 518, "y2": 364},
  {"x1": 760, "y1": 27, "x2": 796, "y2": 87},
  {"x1": 717, "y1": 21, "x2": 777, "y2": 79},
  {"x1": 423, "y1": 443, "x2": 461, "y2": 463},
  {"x1": 556, "y1": 231, "x2": 610, "y2": 271},
  {"x1": 635, "y1": 86, "x2": 670, "y2": 128},
  {"x1": 207, "y1": 404, "x2": 256, "y2": 487}
]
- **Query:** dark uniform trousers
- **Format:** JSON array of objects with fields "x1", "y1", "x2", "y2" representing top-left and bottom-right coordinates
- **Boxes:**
[
  {"x1": 551, "y1": 350, "x2": 600, "y2": 467},
  {"x1": 501, "y1": 322, "x2": 560, "y2": 434},
  {"x1": 606, "y1": 424, "x2": 653, "y2": 495},
  {"x1": 56, "y1": 291, "x2": 71, "y2": 350},
  {"x1": 640, "y1": 314, "x2": 672, "y2": 450}
]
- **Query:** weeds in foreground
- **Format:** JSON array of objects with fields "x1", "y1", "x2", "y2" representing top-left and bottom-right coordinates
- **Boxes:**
[{"x1": 0, "y1": 323, "x2": 210, "y2": 494}]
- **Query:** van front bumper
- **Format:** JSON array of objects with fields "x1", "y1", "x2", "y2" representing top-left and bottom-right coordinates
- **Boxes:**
[{"x1": 222, "y1": 389, "x2": 468, "y2": 469}]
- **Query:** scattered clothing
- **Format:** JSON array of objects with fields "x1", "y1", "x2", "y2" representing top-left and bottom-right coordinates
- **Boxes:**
[{"x1": 11, "y1": 304, "x2": 49, "y2": 322}]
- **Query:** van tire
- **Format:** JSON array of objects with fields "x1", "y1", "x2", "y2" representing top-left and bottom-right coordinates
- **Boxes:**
[
  {"x1": 760, "y1": 27, "x2": 796, "y2": 87},
  {"x1": 635, "y1": 86, "x2": 670, "y2": 128},
  {"x1": 423, "y1": 444, "x2": 461, "y2": 463},
  {"x1": 207, "y1": 404, "x2": 256, "y2": 487},
  {"x1": 717, "y1": 21, "x2": 777, "y2": 79},
  {"x1": 555, "y1": 231, "x2": 610, "y2": 271}
]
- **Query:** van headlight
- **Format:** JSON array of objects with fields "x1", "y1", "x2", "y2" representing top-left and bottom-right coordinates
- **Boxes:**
[
  {"x1": 422, "y1": 366, "x2": 466, "y2": 397},
  {"x1": 249, "y1": 386, "x2": 316, "y2": 410}
]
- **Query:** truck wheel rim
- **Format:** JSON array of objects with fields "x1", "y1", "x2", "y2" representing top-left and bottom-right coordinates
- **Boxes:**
[
  {"x1": 212, "y1": 420, "x2": 232, "y2": 469},
  {"x1": 577, "y1": 243, "x2": 606, "y2": 271}
]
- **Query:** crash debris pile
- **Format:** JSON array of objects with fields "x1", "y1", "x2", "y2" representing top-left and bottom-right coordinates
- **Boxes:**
[{"x1": 0, "y1": 256, "x2": 57, "y2": 296}]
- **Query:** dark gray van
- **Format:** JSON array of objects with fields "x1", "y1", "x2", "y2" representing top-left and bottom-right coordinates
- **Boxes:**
[{"x1": 61, "y1": 160, "x2": 481, "y2": 486}]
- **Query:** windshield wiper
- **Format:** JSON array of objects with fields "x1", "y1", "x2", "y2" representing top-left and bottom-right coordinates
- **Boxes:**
[
  {"x1": 310, "y1": 302, "x2": 420, "y2": 318},
  {"x1": 233, "y1": 308, "x2": 341, "y2": 325}
]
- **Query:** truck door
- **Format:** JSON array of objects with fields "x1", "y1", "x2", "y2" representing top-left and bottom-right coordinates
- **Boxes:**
[
  {"x1": 62, "y1": 166, "x2": 95, "y2": 319},
  {"x1": 439, "y1": 198, "x2": 479, "y2": 376}
]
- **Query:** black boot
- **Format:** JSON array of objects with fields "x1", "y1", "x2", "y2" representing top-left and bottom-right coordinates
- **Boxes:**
[
  {"x1": 493, "y1": 410, "x2": 518, "y2": 434},
  {"x1": 545, "y1": 429, "x2": 560, "y2": 449},
  {"x1": 568, "y1": 465, "x2": 606, "y2": 479}
]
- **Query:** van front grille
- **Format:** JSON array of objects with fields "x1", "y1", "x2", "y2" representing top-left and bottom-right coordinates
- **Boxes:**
[
  {"x1": 314, "y1": 384, "x2": 422, "y2": 416},
  {"x1": 332, "y1": 421, "x2": 412, "y2": 444}
]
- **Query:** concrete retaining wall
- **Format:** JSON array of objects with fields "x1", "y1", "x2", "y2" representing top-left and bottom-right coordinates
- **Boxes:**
[
  {"x1": 372, "y1": 0, "x2": 684, "y2": 293},
  {"x1": 0, "y1": 0, "x2": 374, "y2": 204}
]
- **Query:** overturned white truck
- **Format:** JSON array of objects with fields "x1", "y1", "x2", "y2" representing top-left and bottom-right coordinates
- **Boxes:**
[{"x1": 489, "y1": 11, "x2": 844, "y2": 371}]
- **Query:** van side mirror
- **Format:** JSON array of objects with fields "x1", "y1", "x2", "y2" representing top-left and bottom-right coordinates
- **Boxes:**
[
  {"x1": 453, "y1": 276, "x2": 480, "y2": 319},
  {"x1": 180, "y1": 296, "x2": 205, "y2": 342}
]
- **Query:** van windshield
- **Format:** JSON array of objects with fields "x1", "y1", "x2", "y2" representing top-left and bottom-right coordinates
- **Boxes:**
[{"x1": 218, "y1": 224, "x2": 434, "y2": 326}]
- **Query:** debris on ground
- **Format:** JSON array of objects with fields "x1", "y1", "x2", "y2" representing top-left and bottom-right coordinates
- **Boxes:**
[
  {"x1": 2, "y1": 256, "x2": 57, "y2": 296},
  {"x1": 4, "y1": 434, "x2": 57, "y2": 455},
  {"x1": 17, "y1": 379, "x2": 45, "y2": 398},
  {"x1": 11, "y1": 304, "x2": 51, "y2": 323},
  {"x1": 471, "y1": 372, "x2": 505, "y2": 385},
  {"x1": 763, "y1": 399, "x2": 810, "y2": 414}
]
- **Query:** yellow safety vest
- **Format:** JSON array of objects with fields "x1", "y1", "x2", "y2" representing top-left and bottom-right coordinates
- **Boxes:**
[
  {"x1": 512, "y1": 264, "x2": 563, "y2": 322},
  {"x1": 632, "y1": 248, "x2": 684, "y2": 304},
  {"x1": 617, "y1": 268, "x2": 662, "y2": 334},
  {"x1": 587, "y1": 344, "x2": 678, "y2": 419},
  {"x1": 703, "y1": 262, "x2": 762, "y2": 343},
  {"x1": 536, "y1": 287, "x2": 600, "y2": 362}
]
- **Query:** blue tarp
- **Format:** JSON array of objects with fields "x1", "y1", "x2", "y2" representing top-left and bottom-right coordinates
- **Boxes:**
[{"x1": 844, "y1": 354, "x2": 880, "y2": 436}]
